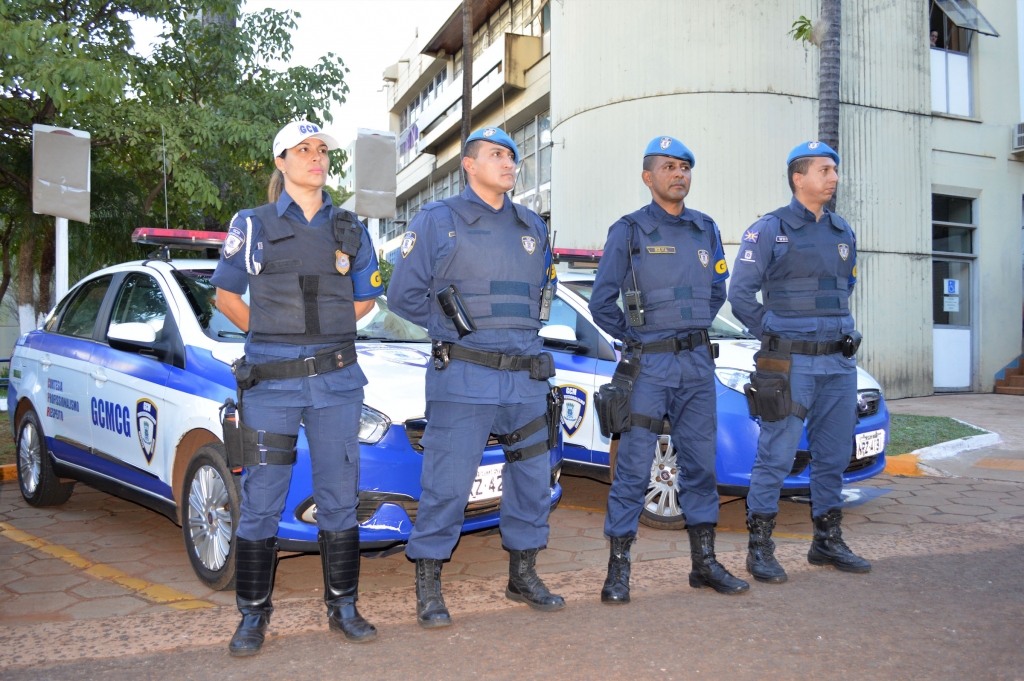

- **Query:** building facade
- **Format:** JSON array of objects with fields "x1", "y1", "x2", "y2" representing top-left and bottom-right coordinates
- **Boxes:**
[{"x1": 383, "y1": 0, "x2": 1023, "y2": 398}]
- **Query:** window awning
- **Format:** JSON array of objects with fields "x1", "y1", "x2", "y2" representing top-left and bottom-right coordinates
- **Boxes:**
[{"x1": 934, "y1": 0, "x2": 999, "y2": 37}]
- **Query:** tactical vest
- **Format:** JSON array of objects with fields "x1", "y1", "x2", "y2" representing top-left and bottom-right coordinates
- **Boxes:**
[
  {"x1": 432, "y1": 195, "x2": 547, "y2": 331},
  {"x1": 762, "y1": 206, "x2": 855, "y2": 316},
  {"x1": 622, "y1": 210, "x2": 718, "y2": 331},
  {"x1": 247, "y1": 204, "x2": 362, "y2": 344}
]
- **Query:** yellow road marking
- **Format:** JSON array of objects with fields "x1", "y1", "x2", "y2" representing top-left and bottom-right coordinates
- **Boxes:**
[
  {"x1": 974, "y1": 457, "x2": 1024, "y2": 471},
  {"x1": 561, "y1": 503, "x2": 606, "y2": 513},
  {"x1": 0, "y1": 521, "x2": 214, "y2": 609},
  {"x1": 884, "y1": 453, "x2": 923, "y2": 476}
]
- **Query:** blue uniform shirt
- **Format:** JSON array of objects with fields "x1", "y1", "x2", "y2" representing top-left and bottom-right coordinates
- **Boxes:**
[
  {"x1": 211, "y1": 189, "x2": 385, "y2": 406},
  {"x1": 589, "y1": 201, "x2": 728, "y2": 388},
  {"x1": 728, "y1": 196, "x2": 857, "y2": 343},
  {"x1": 387, "y1": 185, "x2": 556, "y2": 405}
]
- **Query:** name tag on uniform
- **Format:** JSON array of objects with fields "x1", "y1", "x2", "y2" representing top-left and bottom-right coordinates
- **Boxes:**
[
  {"x1": 646, "y1": 246, "x2": 676, "y2": 254},
  {"x1": 776, "y1": 236, "x2": 789, "y2": 243}
]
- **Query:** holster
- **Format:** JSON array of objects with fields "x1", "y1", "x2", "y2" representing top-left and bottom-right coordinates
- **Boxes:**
[
  {"x1": 594, "y1": 358, "x2": 642, "y2": 437},
  {"x1": 219, "y1": 398, "x2": 298, "y2": 468},
  {"x1": 743, "y1": 348, "x2": 808, "y2": 423},
  {"x1": 494, "y1": 386, "x2": 563, "y2": 463}
]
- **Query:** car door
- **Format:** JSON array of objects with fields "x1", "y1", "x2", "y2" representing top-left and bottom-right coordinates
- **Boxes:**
[
  {"x1": 544, "y1": 291, "x2": 615, "y2": 464},
  {"x1": 34, "y1": 275, "x2": 115, "y2": 462},
  {"x1": 89, "y1": 271, "x2": 173, "y2": 490}
]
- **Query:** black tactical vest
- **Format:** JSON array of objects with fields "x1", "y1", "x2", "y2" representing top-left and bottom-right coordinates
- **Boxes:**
[
  {"x1": 762, "y1": 206, "x2": 856, "y2": 317},
  {"x1": 247, "y1": 204, "x2": 362, "y2": 344}
]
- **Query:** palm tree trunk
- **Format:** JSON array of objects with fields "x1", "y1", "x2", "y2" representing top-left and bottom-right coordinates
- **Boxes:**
[{"x1": 818, "y1": 0, "x2": 841, "y2": 211}]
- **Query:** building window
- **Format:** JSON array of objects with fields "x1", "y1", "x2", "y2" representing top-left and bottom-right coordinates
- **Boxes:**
[
  {"x1": 929, "y1": 0, "x2": 998, "y2": 117},
  {"x1": 511, "y1": 110, "x2": 552, "y2": 216},
  {"x1": 931, "y1": 194, "x2": 975, "y2": 327}
]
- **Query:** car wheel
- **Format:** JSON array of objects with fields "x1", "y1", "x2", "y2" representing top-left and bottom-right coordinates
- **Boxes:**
[
  {"x1": 16, "y1": 408, "x2": 74, "y2": 507},
  {"x1": 639, "y1": 434, "x2": 688, "y2": 530},
  {"x1": 181, "y1": 443, "x2": 241, "y2": 591}
]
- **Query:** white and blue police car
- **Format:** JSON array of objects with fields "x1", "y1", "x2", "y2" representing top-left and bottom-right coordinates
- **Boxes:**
[
  {"x1": 539, "y1": 261, "x2": 889, "y2": 530},
  {"x1": 9, "y1": 229, "x2": 562, "y2": 589}
]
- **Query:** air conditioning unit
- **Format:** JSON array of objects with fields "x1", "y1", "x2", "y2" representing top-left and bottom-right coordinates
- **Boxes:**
[{"x1": 1013, "y1": 122, "x2": 1024, "y2": 154}]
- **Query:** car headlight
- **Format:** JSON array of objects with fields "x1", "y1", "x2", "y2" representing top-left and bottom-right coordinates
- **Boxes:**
[
  {"x1": 714, "y1": 367, "x2": 751, "y2": 393},
  {"x1": 358, "y1": 406, "x2": 390, "y2": 444}
]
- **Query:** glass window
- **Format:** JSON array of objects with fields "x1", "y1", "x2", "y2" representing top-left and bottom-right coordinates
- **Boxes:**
[
  {"x1": 539, "y1": 146, "x2": 552, "y2": 185},
  {"x1": 541, "y1": 297, "x2": 600, "y2": 359},
  {"x1": 933, "y1": 259, "x2": 971, "y2": 326},
  {"x1": 356, "y1": 296, "x2": 429, "y2": 342},
  {"x1": 933, "y1": 225, "x2": 973, "y2": 253},
  {"x1": 933, "y1": 194, "x2": 972, "y2": 223},
  {"x1": 57, "y1": 275, "x2": 112, "y2": 339},
  {"x1": 542, "y1": 2, "x2": 550, "y2": 33},
  {"x1": 108, "y1": 273, "x2": 168, "y2": 339},
  {"x1": 173, "y1": 270, "x2": 248, "y2": 342},
  {"x1": 451, "y1": 169, "x2": 460, "y2": 195}
]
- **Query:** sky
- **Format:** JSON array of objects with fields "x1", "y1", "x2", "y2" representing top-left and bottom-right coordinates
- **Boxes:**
[{"x1": 130, "y1": 0, "x2": 460, "y2": 149}]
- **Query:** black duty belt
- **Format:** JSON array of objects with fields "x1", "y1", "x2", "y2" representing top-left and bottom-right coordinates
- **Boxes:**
[
  {"x1": 433, "y1": 341, "x2": 556, "y2": 380},
  {"x1": 763, "y1": 336, "x2": 844, "y2": 356},
  {"x1": 235, "y1": 342, "x2": 358, "y2": 389},
  {"x1": 638, "y1": 330, "x2": 710, "y2": 355}
]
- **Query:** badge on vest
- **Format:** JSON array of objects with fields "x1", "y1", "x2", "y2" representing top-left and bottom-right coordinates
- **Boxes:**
[
  {"x1": 646, "y1": 246, "x2": 675, "y2": 254},
  {"x1": 335, "y1": 250, "x2": 350, "y2": 275},
  {"x1": 698, "y1": 249, "x2": 710, "y2": 267},
  {"x1": 522, "y1": 236, "x2": 537, "y2": 255},
  {"x1": 401, "y1": 231, "x2": 417, "y2": 258},
  {"x1": 838, "y1": 243, "x2": 850, "y2": 261}
]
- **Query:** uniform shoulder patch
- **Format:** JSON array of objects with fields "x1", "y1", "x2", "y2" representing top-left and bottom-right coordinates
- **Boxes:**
[
  {"x1": 740, "y1": 249, "x2": 756, "y2": 263},
  {"x1": 715, "y1": 259, "x2": 728, "y2": 274},
  {"x1": 742, "y1": 229, "x2": 760, "y2": 243},
  {"x1": 223, "y1": 225, "x2": 245, "y2": 258},
  {"x1": 400, "y1": 231, "x2": 417, "y2": 258}
]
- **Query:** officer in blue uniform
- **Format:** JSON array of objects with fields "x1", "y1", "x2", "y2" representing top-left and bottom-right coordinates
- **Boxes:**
[
  {"x1": 212, "y1": 121, "x2": 384, "y2": 655},
  {"x1": 388, "y1": 126, "x2": 564, "y2": 628},
  {"x1": 728, "y1": 141, "x2": 871, "y2": 584},
  {"x1": 589, "y1": 137, "x2": 749, "y2": 603}
]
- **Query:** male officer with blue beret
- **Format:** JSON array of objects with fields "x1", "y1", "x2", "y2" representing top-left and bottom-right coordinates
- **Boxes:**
[
  {"x1": 590, "y1": 136, "x2": 749, "y2": 604},
  {"x1": 728, "y1": 141, "x2": 871, "y2": 584},
  {"x1": 213, "y1": 121, "x2": 384, "y2": 654},
  {"x1": 388, "y1": 126, "x2": 564, "y2": 628}
]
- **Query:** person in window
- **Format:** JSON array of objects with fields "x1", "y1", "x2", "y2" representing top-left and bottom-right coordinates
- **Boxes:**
[
  {"x1": 388, "y1": 127, "x2": 564, "y2": 628},
  {"x1": 588, "y1": 137, "x2": 747, "y2": 604},
  {"x1": 212, "y1": 121, "x2": 384, "y2": 656},
  {"x1": 931, "y1": 30, "x2": 939, "y2": 47},
  {"x1": 728, "y1": 141, "x2": 870, "y2": 585}
]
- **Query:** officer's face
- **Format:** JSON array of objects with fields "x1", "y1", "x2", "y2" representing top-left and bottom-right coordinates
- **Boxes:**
[
  {"x1": 642, "y1": 156, "x2": 691, "y2": 204},
  {"x1": 793, "y1": 157, "x2": 839, "y2": 203},
  {"x1": 464, "y1": 142, "x2": 517, "y2": 194},
  {"x1": 274, "y1": 139, "x2": 330, "y2": 190}
]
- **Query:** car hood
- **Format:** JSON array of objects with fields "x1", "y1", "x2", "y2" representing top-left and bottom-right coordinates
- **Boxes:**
[{"x1": 715, "y1": 339, "x2": 883, "y2": 392}]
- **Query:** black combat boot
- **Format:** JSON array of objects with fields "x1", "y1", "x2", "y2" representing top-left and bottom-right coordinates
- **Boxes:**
[
  {"x1": 228, "y1": 537, "x2": 278, "y2": 657},
  {"x1": 687, "y1": 524, "x2": 750, "y2": 595},
  {"x1": 319, "y1": 528, "x2": 377, "y2": 643},
  {"x1": 415, "y1": 558, "x2": 452, "y2": 628},
  {"x1": 506, "y1": 548, "x2": 566, "y2": 611},
  {"x1": 601, "y1": 535, "x2": 635, "y2": 604},
  {"x1": 807, "y1": 508, "x2": 871, "y2": 573},
  {"x1": 746, "y1": 513, "x2": 788, "y2": 584}
]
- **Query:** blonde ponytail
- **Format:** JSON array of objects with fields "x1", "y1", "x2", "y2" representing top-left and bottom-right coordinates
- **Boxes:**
[{"x1": 268, "y1": 168, "x2": 284, "y2": 204}]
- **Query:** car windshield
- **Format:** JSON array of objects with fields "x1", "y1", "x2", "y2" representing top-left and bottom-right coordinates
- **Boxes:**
[
  {"x1": 560, "y1": 279, "x2": 753, "y2": 340},
  {"x1": 172, "y1": 269, "x2": 429, "y2": 343}
]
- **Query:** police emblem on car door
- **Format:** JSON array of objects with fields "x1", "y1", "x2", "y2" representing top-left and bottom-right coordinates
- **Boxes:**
[
  {"x1": 136, "y1": 399, "x2": 158, "y2": 464},
  {"x1": 522, "y1": 236, "x2": 536, "y2": 255},
  {"x1": 559, "y1": 385, "x2": 587, "y2": 437}
]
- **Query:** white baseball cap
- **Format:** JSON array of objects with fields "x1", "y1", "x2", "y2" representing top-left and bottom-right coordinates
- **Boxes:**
[{"x1": 272, "y1": 120, "x2": 340, "y2": 157}]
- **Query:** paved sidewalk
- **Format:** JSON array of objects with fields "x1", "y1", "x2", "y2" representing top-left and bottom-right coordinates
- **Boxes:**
[{"x1": 887, "y1": 393, "x2": 1024, "y2": 482}]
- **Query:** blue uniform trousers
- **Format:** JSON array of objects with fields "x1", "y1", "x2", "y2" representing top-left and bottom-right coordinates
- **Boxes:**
[
  {"x1": 237, "y1": 399, "x2": 361, "y2": 541},
  {"x1": 405, "y1": 399, "x2": 551, "y2": 559},
  {"x1": 746, "y1": 359, "x2": 858, "y2": 518},
  {"x1": 605, "y1": 360, "x2": 720, "y2": 538}
]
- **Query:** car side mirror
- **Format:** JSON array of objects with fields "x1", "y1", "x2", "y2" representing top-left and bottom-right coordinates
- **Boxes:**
[
  {"x1": 108, "y1": 322, "x2": 159, "y2": 354},
  {"x1": 539, "y1": 324, "x2": 577, "y2": 343}
]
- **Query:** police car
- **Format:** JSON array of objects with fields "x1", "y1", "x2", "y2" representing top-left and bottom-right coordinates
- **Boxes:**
[
  {"x1": 9, "y1": 229, "x2": 562, "y2": 589},
  {"x1": 540, "y1": 263, "x2": 889, "y2": 530}
]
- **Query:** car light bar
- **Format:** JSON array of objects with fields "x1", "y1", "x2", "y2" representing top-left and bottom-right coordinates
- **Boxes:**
[
  {"x1": 552, "y1": 248, "x2": 603, "y2": 265},
  {"x1": 132, "y1": 227, "x2": 227, "y2": 249}
]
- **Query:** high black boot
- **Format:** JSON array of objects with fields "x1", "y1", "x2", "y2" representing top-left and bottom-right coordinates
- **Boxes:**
[
  {"x1": 808, "y1": 508, "x2": 871, "y2": 573},
  {"x1": 228, "y1": 537, "x2": 278, "y2": 657},
  {"x1": 601, "y1": 535, "x2": 635, "y2": 604},
  {"x1": 746, "y1": 513, "x2": 788, "y2": 584},
  {"x1": 505, "y1": 548, "x2": 565, "y2": 611},
  {"x1": 319, "y1": 528, "x2": 377, "y2": 643},
  {"x1": 415, "y1": 559, "x2": 452, "y2": 628},
  {"x1": 687, "y1": 524, "x2": 750, "y2": 595}
]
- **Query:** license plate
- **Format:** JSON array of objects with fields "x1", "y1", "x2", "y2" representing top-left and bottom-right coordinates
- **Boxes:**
[
  {"x1": 469, "y1": 463, "x2": 503, "y2": 502},
  {"x1": 855, "y1": 429, "x2": 885, "y2": 459}
]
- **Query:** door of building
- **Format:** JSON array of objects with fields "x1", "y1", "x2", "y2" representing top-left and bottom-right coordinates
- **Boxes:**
[{"x1": 932, "y1": 194, "x2": 975, "y2": 391}]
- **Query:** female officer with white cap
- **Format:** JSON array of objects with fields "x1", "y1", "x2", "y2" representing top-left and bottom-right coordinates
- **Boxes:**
[{"x1": 212, "y1": 120, "x2": 384, "y2": 655}]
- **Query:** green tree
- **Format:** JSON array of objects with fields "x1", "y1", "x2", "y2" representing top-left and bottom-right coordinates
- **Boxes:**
[{"x1": 0, "y1": 0, "x2": 350, "y2": 317}]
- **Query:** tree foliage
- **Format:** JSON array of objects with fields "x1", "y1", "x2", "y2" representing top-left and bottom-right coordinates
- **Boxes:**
[{"x1": 0, "y1": 0, "x2": 350, "y2": 309}]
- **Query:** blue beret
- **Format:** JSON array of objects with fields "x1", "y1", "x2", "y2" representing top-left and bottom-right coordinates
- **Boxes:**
[
  {"x1": 465, "y1": 127, "x2": 519, "y2": 163},
  {"x1": 787, "y1": 141, "x2": 840, "y2": 166},
  {"x1": 643, "y1": 136, "x2": 695, "y2": 167}
]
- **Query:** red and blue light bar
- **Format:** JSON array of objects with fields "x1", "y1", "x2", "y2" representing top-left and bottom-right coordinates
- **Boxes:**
[{"x1": 132, "y1": 227, "x2": 227, "y2": 249}]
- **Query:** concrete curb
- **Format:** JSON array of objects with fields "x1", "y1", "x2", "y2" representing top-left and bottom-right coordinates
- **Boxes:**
[
  {"x1": 914, "y1": 427, "x2": 1000, "y2": 461},
  {"x1": 0, "y1": 464, "x2": 14, "y2": 482}
]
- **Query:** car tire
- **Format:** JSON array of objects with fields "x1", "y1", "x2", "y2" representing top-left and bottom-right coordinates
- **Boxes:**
[
  {"x1": 16, "y1": 408, "x2": 74, "y2": 507},
  {"x1": 639, "y1": 434, "x2": 688, "y2": 531},
  {"x1": 181, "y1": 443, "x2": 241, "y2": 591}
]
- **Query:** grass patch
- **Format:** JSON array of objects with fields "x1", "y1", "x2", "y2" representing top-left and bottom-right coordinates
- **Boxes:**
[
  {"x1": 0, "y1": 415, "x2": 14, "y2": 467},
  {"x1": 887, "y1": 414, "x2": 986, "y2": 456}
]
